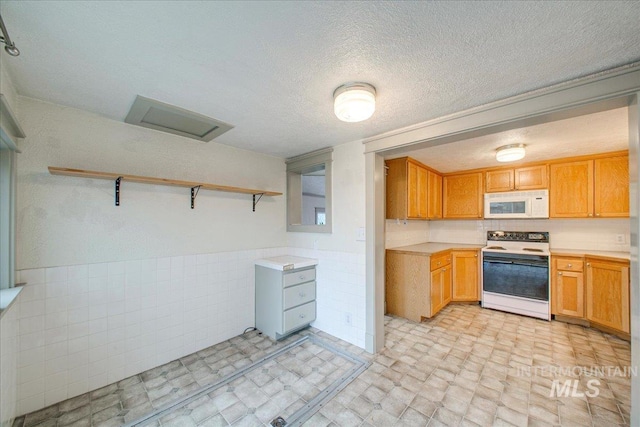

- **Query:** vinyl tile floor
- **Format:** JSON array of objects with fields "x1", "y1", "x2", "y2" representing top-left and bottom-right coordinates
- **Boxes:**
[{"x1": 13, "y1": 304, "x2": 632, "y2": 427}]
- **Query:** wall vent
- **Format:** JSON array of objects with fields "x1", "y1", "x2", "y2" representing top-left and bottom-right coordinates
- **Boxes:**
[{"x1": 124, "y1": 95, "x2": 233, "y2": 142}]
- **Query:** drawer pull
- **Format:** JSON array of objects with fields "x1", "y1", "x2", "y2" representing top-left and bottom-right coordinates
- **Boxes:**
[
  {"x1": 299, "y1": 314, "x2": 306, "y2": 319},
  {"x1": 558, "y1": 272, "x2": 563, "y2": 276},
  {"x1": 299, "y1": 275, "x2": 305, "y2": 280},
  {"x1": 299, "y1": 292, "x2": 306, "y2": 298},
  {"x1": 566, "y1": 263, "x2": 572, "y2": 268}
]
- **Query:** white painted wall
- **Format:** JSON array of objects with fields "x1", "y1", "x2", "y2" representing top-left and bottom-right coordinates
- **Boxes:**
[
  {"x1": 15, "y1": 96, "x2": 286, "y2": 269},
  {"x1": 287, "y1": 140, "x2": 367, "y2": 347},
  {"x1": 428, "y1": 218, "x2": 630, "y2": 252}
]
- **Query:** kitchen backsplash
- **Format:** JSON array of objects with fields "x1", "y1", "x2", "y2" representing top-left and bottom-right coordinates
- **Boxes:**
[
  {"x1": 385, "y1": 219, "x2": 430, "y2": 249},
  {"x1": 428, "y1": 218, "x2": 630, "y2": 252}
]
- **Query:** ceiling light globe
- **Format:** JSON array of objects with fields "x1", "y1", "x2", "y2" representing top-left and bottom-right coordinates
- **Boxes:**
[
  {"x1": 496, "y1": 144, "x2": 526, "y2": 162},
  {"x1": 333, "y1": 83, "x2": 376, "y2": 123}
]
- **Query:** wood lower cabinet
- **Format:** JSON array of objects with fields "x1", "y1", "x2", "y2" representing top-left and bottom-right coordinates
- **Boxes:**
[
  {"x1": 586, "y1": 258, "x2": 630, "y2": 333},
  {"x1": 443, "y1": 172, "x2": 483, "y2": 218},
  {"x1": 451, "y1": 250, "x2": 479, "y2": 301},
  {"x1": 552, "y1": 257, "x2": 584, "y2": 318},
  {"x1": 430, "y1": 254, "x2": 452, "y2": 316},
  {"x1": 551, "y1": 254, "x2": 630, "y2": 338}
]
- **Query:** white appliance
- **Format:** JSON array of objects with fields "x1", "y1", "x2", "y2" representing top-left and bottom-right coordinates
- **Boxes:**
[
  {"x1": 484, "y1": 190, "x2": 549, "y2": 219},
  {"x1": 482, "y1": 231, "x2": 550, "y2": 320}
]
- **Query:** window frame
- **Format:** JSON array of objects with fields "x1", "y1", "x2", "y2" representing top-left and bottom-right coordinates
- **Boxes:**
[
  {"x1": 286, "y1": 147, "x2": 333, "y2": 233},
  {"x1": 0, "y1": 127, "x2": 17, "y2": 290}
]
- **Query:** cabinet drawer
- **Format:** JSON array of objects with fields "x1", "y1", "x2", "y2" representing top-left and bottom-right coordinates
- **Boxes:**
[
  {"x1": 283, "y1": 268, "x2": 316, "y2": 288},
  {"x1": 283, "y1": 301, "x2": 316, "y2": 332},
  {"x1": 430, "y1": 252, "x2": 451, "y2": 271},
  {"x1": 283, "y1": 282, "x2": 316, "y2": 310},
  {"x1": 554, "y1": 258, "x2": 583, "y2": 272}
]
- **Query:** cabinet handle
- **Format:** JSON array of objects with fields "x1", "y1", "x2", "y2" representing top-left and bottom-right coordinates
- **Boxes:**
[
  {"x1": 299, "y1": 275, "x2": 305, "y2": 280},
  {"x1": 558, "y1": 272, "x2": 563, "y2": 276},
  {"x1": 588, "y1": 213, "x2": 593, "y2": 217},
  {"x1": 595, "y1": 213, "x2": 600, "y2": 217},
  {"x1": 567, "y1": 264, "x2": 572, "y2": 268},
  {"x1": 586, "y1": 263, "x2": 591, "y2": 267},
  {"x1": 299, "y1": 292, "x2": 306, "y2": 298},
  {"x1": 474, "y1": 254, "x2": 478, "y2": 257},
  {"x1": 299, "y1": 314, "x2": 306, "y2": 319}
]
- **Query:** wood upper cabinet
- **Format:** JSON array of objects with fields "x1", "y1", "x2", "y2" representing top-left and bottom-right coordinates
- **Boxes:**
[
  {"x1": 485, "y1": 165, "x2": 547, "y2": 193},
  {"x1": 550, "y1": 155, "x2": 628, "y2": 218},
  {"x1": 551, "y1": 256, "x2": 584, "y2": 318},
  {"x1": 485, "y1": 169, "x2": 513, "y2": 193},
  {"x1": 594, "y1": 156, "x2": 629, "y2": 218},
  {"x1": 451, "y1": 250, "x2": 479, "y2": 301},
  {"x1": 427, "y1": 170, "x2": 443, "y2": 219},
  {"x1": 549, "y1": 160, "x2": 594, "y2": 218},
  {"x1": 386, "y1": 157, "x2": 442, "y2": 220},
  {"x1": 443, "y1": 172, "x2": 483, "y2": 218},
  {"x1": 586, "y1": 258, "x2": 630, "y2": 333}
]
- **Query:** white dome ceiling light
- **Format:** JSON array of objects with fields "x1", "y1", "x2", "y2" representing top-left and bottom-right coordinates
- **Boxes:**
[
  {"x1": 333, "y1": 82, "x2": 376, "y2": 123},
  {"x1": 496, "y1": 144, "x2": 526, "y2": 162}
]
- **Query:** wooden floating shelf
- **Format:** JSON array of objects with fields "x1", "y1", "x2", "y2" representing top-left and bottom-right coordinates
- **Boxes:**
[{"x1": 48, "y1": 166, "x2": 282, "y2": 210}]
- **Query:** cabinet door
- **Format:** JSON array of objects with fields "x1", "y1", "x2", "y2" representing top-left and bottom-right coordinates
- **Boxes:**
[
  {"x1": 417, "y1": 166, "x2": 428, "y2": 218},
  {"x1": 514, "y1": 165, "x2": 548, "y2": 190},
  {"x1": 586, "y1": 260, "x2": 630, "y2": 333},
  {"x1": 427, "y1": 170, "x2": 442, "y2": 219},
  {"x1": 594, "y1": 156, "x2": 629, "y2": 218},
  {"x1": 443, "y1": 172, "x2": 483, "y2": 218},
  {"x1": 485, "y1": 169, "x2": 514, "y2": 193},
  {"x1": 442, "y1": 266, "x2": 452, "y2": 306},
  {"x1": 553, "y1": 270, "x2": 584, "y2": 318},
  {"x1": 430, "y1": 268, "x2": 444, "y2": 316},
  {"x1": 549, "y1": 160, "x2": 593, "y2": 218},
  {"x1": 385, "y1": 158, "x2": 408, "y2": 220},
  {"x1": 452, "y1": 250, "x2": 479, "y2": 301},
  {"x1": 407, "y1": 161, "x2": 420, "y2": 218}
]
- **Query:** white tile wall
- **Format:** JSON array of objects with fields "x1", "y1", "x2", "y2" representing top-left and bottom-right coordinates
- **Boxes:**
[
  {"x1": 14, "y1": 247, "x2": 287, "y2": 416},
  {"x1": 1, "y1": 295, "x2": 20, "y2": 427},
  {"x1": 13, "y1": 245, "x2": 366, "y2": 415},
  {"x1": 385, "y1": 219, "x2": 430, "y2": 249},
  {"x1": 428, "y1": 218, "x2": 631, "y2": 252}
]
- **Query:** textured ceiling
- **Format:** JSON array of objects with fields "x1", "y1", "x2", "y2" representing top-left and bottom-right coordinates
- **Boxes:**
[
  {"x1": 392, "y1": 107, "x2": 629, "y2": 173},
  {"x1": 1, "y1": 1, "x2": 639, "y2": 158}
]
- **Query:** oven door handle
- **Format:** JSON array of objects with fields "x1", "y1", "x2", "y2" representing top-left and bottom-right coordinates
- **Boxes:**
[{"x1": 484, "y1": 260, "x2": 514, "y2": 265}]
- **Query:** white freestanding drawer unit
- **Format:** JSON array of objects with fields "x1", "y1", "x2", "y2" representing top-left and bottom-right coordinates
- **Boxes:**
[{"x1": 255, "y1": 256, "x2": 318, "y2": 340}]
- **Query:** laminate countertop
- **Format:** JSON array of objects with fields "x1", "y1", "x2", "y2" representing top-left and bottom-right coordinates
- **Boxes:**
[
  {"x1": 387, "y1": 242, "x2": 484, "y2": 256},
  {"x1": 551, "y1": 248, "x2": 630, "y2": 261}
]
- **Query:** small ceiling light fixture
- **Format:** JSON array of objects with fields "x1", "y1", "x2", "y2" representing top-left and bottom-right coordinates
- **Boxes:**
[
  {"x1": 0, "y1": 14, "x2": 20, "y2": 56},
  {"x1": 333, "y1": 82, "x2": 376, "y2": 123},
  {"x1": 496, "y1": 144, "x2": 526, "y2": 162}
]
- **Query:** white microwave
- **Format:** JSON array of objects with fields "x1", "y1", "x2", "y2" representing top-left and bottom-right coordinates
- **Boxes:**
[{"x1": 484, "y1": 190, "x2": 549, "y2": 219}]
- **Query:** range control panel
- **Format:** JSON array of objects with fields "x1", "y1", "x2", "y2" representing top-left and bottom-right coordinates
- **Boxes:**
[{"x1": 487, "y1": 231, "x2": 549, "y2": 243}]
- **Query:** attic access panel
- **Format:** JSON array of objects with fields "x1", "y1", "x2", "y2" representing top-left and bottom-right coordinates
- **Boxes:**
[{"x1": 125, "y1": 95, "x2": 234, "y2": 142}]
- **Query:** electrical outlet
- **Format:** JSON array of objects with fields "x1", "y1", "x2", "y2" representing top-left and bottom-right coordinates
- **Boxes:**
[
  {"x1": 345, "y1": 313, "x2": 352, "y2": 325},
  {"x1": 616, "y1": 234, "x2": 626, "y2": 244}
]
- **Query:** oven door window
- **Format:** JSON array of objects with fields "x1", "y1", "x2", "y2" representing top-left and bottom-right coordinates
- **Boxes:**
[
  {"x1": 483, "y1": 253, "x2": 549, "y2": 300},
  {"x1": 489, "y1": 201, "x2": 526, "y2": 215}
]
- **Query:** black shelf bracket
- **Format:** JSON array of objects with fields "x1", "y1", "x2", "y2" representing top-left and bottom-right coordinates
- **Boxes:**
[
  {"x1": 191, "y1": 185, "x2": 201, "y2": 209},
  {"x1": 252, "y1": 193, "x2": 264, "y2": 212},
  {"x1": 115, "y1": 177, "x2": 122, "y2": 206}
]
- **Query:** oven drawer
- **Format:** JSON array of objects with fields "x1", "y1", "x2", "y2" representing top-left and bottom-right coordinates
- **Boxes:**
[
  {"x1": 554, "y1": 257, "x2": 583, "y2": 272},
  {"x1": 430, "y1": 252, "x2": 451, "y2": 271}
]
